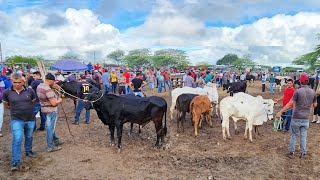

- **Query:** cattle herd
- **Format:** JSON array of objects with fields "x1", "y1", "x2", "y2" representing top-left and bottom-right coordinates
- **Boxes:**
[{"x1": 81, "y1": 79, "x2": 278, "y2": 152}]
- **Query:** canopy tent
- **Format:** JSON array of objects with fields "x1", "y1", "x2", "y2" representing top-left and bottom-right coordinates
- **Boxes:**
[{"x1": 50, "y1": 59, "x2": 88, "y2": 72}]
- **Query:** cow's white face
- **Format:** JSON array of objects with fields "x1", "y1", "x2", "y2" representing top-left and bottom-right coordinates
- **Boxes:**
[{"x1": 263, "y1": 99, "x2": 274, "y2": 120}]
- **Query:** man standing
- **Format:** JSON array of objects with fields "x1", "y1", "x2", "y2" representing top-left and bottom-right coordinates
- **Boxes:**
[
  {"x1": 240, "y1": 72, "x2": 246, "y2": 82},
  {"x1": 0, "y1": 79, "x2": 4, "y2": 137},
  {"x1": 37, "y1": 73, "x2": 63, "y2": 153},
  {"x1": 130, "y1": 73, "x2": 146, "y2": 97},
  {"x1": 93, "y1": 70, "x2": 102, "y2": 90},
  {"x1": 73, "y1": 74, "x2": 93, "y2": 125},
  {"x1": 147, "y1": 71, "x2": 156, "y2": 94},
  {"x1": 122, "y1": 68, "x2": 131, "y2": 94},
  {"x1": 110, "y1": 69, "x2": 118, "y2": 94},
  {"x1": 3, "y1": 73, "x2": 37, "y2": 171},
  {"x1": 269, "y1": 73, "x2": 275, "y2": 94},
  {"x1": 185, "y1": 72, "x2": 195, "y2": 87},
  {"x1": 29, "y1": 71, "x2": 46, "y2": 131},
  {"x1": 118, "y1": 71, "x2": 126, "y2": 95},
  {"x1": 275, "y1": 79, "x2": 295, "y2": 131},
  {"x1": 102, "y1": 69, "x2": 110, "y2": 93},
  {"x1": 276, "y1": 74, "x2": 317, "y2": 159},
  {"x1": 162, "y1": 70, "x2": 171, "y2": 91},
  {"x1": 261, "y1": 73, "x2": 266, "y2": 92}
]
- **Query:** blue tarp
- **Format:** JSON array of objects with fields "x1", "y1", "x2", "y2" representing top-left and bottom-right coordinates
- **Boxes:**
[{"x1": 51, "y1": 59, "x2": 88, "y2": 72}]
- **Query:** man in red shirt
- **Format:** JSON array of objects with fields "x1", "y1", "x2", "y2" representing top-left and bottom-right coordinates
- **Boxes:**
[
  {"x1": 122, "y1": 68, "x2": 131, "y2": 93},
  {"x1": 161, "y1": 70, "x2": 171, "y2": 91},
  {"x1": 94, "y1": 63, "x2": 101, "y2": 71},
  {"x1": 275, "y1": 79, "x2": 295, "y2": 131}
]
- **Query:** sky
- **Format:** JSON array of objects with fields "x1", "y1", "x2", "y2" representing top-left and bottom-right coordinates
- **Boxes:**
[{"x1": 1, "y1": 0, "x2": 320, "y2": 66}]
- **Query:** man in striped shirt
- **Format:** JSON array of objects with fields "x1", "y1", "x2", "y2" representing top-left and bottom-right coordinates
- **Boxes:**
[{"x1": 37, "y1": 73, "x2": 63, "y2": 152}]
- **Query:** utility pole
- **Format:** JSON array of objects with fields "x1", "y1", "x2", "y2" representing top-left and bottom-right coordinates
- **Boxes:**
[
  {"x1": 93, "y1": 51, "x2": 96, "y2": 64},
  {"x1": 0, "y1": 42, "x2": 3, "y2": 62}
]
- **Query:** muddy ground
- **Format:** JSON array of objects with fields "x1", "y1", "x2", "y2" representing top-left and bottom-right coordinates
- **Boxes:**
[{"x1": 1, "y1": 82, "x2": 320, "y2": 180}]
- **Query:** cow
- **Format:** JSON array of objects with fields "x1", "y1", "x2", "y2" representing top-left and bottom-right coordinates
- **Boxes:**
[
  {"x1": 274, "y1": 76, "x2": 291, "y2": 92},
  {"x1": 246, "y1": 74, "x2": 256, "y2": 87},
  {"x1": 190, "y1": 95, "x2": 213, "y2": 137},
  {"x1": 220, "y1": 93, "x2": 274, "y2": 142},
  {"x1": 170, "y1": 82, "x2": 218, "y2": 120},
  {"x1": 85, "y1": 89, "x2": 167, "y2": 151},
  {"x1": 56, "y1": 81, "x2": 78, "y2": 110},
  {"x1": 222, "y1": 81, "x2": 247, "y2": 96},
  {"x1": 175, "y1": 93, "x2": 199, "y2": 132}
]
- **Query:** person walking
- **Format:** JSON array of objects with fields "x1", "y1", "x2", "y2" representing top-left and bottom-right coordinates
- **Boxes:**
[
  {"x1": 73, "y1": 74, "x2": 93, "y2": 125},
  {"x1": 275, "y1": 79, "x2": 295, "y2": 131},
  {"x1": 37, "y1": 73, "x2": 63, "y2": 153},
  {"x1": 269, "y1": 73, "x2": 275, "y2": 94},
  {"x1": 130, "y1": 73, "x2": 146, "y2": 97},
  {"x1": 147, "y1": 71, "x2": 156, "y2": 94},
  {"x1": 276, "y1": 74, "x2": 317, "y2": 159},
  {"x1": 102, "y1": 69, "x2": 110, "y2": 93},
  {"x1": 162, "y1": 70, "x2": 171, "y2": 91},
  {"x1": 261, "y1": 73, "x2": 266, "y2": 92},
  {"x1": 29, "y1": 71, "x2": 46, "y2": 131},
  {"x1": 3, "y1": 73, "x2": 37, "y2": 171},
  {"x1": 157, "y1": 73, "x2": 164, "y2": 93},
  {"x1": 311, "y1": 79, "x2": 320, "y2": 123}
]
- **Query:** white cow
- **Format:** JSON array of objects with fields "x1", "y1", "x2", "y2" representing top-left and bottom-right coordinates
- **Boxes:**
[
  {"x1": 170, "y1": 82, "x2": 218, "y2": 120},
  {"x1": 220, "y1": 93, "x2": 274, "y2": 142}
]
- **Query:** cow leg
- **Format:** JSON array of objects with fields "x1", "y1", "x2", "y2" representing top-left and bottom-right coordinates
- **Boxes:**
[
  {"x1": 222, "y1": 118, "x2": 227, "y2": 141},
  {"x1": 226, "y1": 119, "x2": 231, "y2": 139},
  {"x1": 109, "y1": 124, "x2": 116, "y2": 146},
  {"x1": 244, "y1": 122, "x2": 248, "y2": 140},
  {"x1": 194, "y1": 114, "x2": 199, "y2": 137},
  {"x1": 234, "y1": 121, "x2": 238, "y2": 135},
  {"x1": 247, "y1": 121, "x2": 253, "y2": 142},
  {"x1": 154, "y1": 121, "x2": 162, "y2": 148},
  {"x1": 73, "y1": 99, "x2": 77, "y2": 111},
  {"x1": 115, "y1": 122, "x2": 123, "y2": 152},
  {"x1": 129, "y1": 123, "x2": 134, "y2": 136},
  {"x1": 207, "y1": 111, "x2": 213, "y2": 127},
  {"x1": 181, "y1": 111, "x2": 186, "y2": 132},
  {"x1": 138, "y1": 125, "x2": 141, "y2": 134}
]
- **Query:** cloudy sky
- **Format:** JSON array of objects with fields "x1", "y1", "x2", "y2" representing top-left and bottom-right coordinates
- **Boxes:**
[{"x1": 1, "y1": 0, "x2": 320, "y2": 66}]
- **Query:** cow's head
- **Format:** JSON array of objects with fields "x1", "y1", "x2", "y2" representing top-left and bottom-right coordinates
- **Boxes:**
[
  {"x1": 263, "y1": 99, "x2": 274, "y2": 120},
  {"x1": 84, "y1": 87, "x2": 103, "y2": 110},
  {"x1": 204, "y1": 83, "x2": 219, "y2": 104}
]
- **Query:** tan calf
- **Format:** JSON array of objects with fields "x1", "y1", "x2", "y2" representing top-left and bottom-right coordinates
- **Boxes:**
[{"x1": 189, "y1": 95, "x2": 213, "y2": 137}]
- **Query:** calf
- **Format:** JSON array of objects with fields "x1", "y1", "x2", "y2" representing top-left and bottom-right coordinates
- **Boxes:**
[
  {"x1": 189, "y1": 96, "x2": 213, "y2": 137},
  {"x1": 86, "y1": 89, "x2": 167, "y2": 151},
  {"x1": 175, "y1": 93, "x2": 198, "y2": 132}
]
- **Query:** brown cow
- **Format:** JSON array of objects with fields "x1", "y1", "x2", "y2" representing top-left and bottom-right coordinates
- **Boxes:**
[{"x1": 189, "y1": 95, "x2": 213, "y2": 137}]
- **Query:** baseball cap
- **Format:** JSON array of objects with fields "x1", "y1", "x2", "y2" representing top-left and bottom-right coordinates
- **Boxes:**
[
  {"x1": 80, "y1": 74, "x2": 86, "y2": 79},
  {"x1": 45, "y1": 73, "x2": 55, "y2": 80},
  {"x1": 94, "y1": 70, "x2": 98, "y2": 73},
  {"x1": 299, "y1": 74, "x2": 309, "y2": 83}
]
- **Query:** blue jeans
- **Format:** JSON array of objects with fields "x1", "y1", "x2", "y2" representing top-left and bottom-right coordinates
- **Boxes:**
[
  {"x1": 270, "y1": 83, "x2": 274, "y2": 94},
  {"x1": 11, "y1": 120, "x2": 35, "y2": 164},
  {"x1": 74, "y1": 100, "x2": 90, "y2": 123},
  {"x1": 0, "y1": 103, "x2": 3, "y2": 131},
  {"x1": 281, "y1": 109, "x2": 292, "y2": 131},
  {"x1": 133, "y1": 91, "x2": 144, "y2": 97},
  {"x1": 111, "y1": 82, "x2": 118, "y2": 94},
  {"x1": 158, "y1": 81, "x2": 164, "y2": 93},
  {"x1": 289, "y1": 119, "x2": 309, "y2": 154},
  {"x1": 149, "y1": 82, "x2": 155, "y2": 89},
  {"x1": 104, "y1": 84, "x2": 110, "y2": 93},
  {"x1": 163, "y1": 80, "x2": 171, "y2": 91},
  {"x1": 34, "y1": 102, "x2": 46, "y2": 128},
  {"x1": 45, "y1": 112, "x2": 59, "y2": 149}
]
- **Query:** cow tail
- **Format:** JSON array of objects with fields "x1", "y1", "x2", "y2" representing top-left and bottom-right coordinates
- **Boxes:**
[{"x1": 163, "y1": 106, "x2": 167, "y2": 136}]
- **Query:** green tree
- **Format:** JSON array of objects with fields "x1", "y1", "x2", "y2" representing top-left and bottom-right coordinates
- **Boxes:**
[
  {"x1": 59, "y1": 52, "x2": 80, "y2": 60},
  {"x1": 152, "y1": 49, "x2": 190, "y2": 68},
  {"x1": 216, "y1": 53, "x2": 239, "y2": 65},
  {"x1": 282, "y1": 67, "x2": 299, "y2": 72},
  {"x1": 196, "y1": 61, "x2": 210, "y2": 69},
  {"x1": 5, "y1": 55, "x2": 43, "y2": 66},
  {"x1": 107, "y1": 49, "x2": 125, "y2": 65},
  {"x1": 232, "y1": 55, "x2": 256, "y2": 71},
  {"x1": 123, "y1": 48, "x2": 152, "y2": 67}
]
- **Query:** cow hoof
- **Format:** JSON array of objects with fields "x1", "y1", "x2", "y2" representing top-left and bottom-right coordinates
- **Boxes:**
[
  {"x1": 117, "y1": 149, "x2": 122, "y2": 153},
  {"x1": 250, "y1": 140, "x2": 253, "y2": 143},
  {"x1": 155, "y1": 144, "x2": 161, "y2": 149},
  {"x1": 227, "y1": 137, "x2": 232, "y2": 140},
  {"x1": 110, "y1": 142, "x2": 115, "y2": 147}
]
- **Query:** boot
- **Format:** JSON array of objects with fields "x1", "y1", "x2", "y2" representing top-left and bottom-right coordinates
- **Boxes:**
[
  {"x1": 311, "y1": 115, "x2": 317, "y2": 123},
  {"x1": 316, "y1": 116, "x2": 320, "y2": 124}
]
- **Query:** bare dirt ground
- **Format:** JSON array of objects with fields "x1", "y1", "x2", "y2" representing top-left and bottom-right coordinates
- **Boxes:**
[{"x1": 1, "y1": 82, "x2": 320, "y2": 180}]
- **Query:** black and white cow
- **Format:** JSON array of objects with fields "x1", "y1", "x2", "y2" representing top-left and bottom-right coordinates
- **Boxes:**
[{"x1": 222, "y1": 81, "x2": 247, "y2": 96}]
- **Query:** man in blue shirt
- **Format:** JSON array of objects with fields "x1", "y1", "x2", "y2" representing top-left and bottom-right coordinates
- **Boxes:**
[
  {"x1": 269, "y1": 73, "x2": 275, "y2": 94},
  {"x1": 261, "y1": 73, "x2": 266, "y2": 92},
  {"x1": 102, "y1": 69, "x2": 110, "y2": 93}
]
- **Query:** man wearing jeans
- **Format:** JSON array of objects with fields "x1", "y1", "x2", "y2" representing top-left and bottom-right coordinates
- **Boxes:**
[
  {"x1": 73, "y1": 74, "x2": 93, "y2": 125},
  {"x1": 276, "y1": 74, "x2": 317, "y2": 159},
  {"x1": 29, "y1": 71, "x2": 46, "y2": 131},
  {"x1": 37, "y1": 73, "x2": 63, "y2": 153},
  {"x1": 269, "y1": 73, "x2": 275, "y2": 94},
  {"x1": 3, "y1": 73, "x2": 37, "y2": 171}
]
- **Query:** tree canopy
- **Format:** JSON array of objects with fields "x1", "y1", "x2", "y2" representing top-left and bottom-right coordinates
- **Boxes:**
[
  {"x1": 123, "y1": 48, "x2": 152, "y2": 67},
  {"x1": 5, "y1": 55, "x2": 43, "y2": 66},
  {"x1": 196, "y1": 61, "x2": 211, "y2": 69},
  {"x1": 107, "y1": 49, "x2": 125, "y2": 65},
  {"x1": 152, "y1": 49, "x2": 190, "y2": 68},
  {"x1": 216, "y1": 53, "x2": 239, "y2": 65}
]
